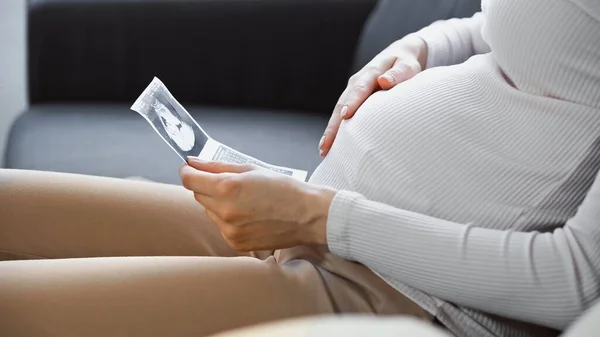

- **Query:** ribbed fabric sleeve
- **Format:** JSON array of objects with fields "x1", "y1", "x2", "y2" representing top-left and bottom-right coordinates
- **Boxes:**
[
  {"x1": 416, "y1": 12, "x2": 491, "y2": 69},
  {"x1": 327, "y1": 182, "x2": 600, "y2": 331}
]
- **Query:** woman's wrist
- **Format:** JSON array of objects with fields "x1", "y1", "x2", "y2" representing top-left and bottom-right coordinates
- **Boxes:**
[{"x1": 299, "y1": 183, "x2": 337, "y2": 246}]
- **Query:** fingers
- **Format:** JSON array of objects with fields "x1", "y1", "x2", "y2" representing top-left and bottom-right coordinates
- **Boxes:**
[
  {"x1": 320, "y1": 88, "x2": 349, "y2": 157},
  {"x1": 181, "y1": 163, "x2": 246, "y2": 217},
  {"x1": 204, "y1": 209, "x2": 241, "y2": 249},
  {"x1": 205, "y1": 208, "x2": 223, "y2": 226},
  {"x1": 342, "y1": 66, "x2": 386, "y2": 120},
  {"x1": 192, "y1": 192, "x2": 217, "y2": 211},
  {"x1": 320, "y1": 68, "x2": 382, "y2": 156},
  {"x1": 320, "y1": 57, "x2": 396, "y2": 157},
  {"x1": 378, "y1": 58, "x2": 422, "y2": 90},
  {"x1": 187, "y1": 177, "x2": 243, "y2": 224},
  {"x1": 186, "y1": 157, "x2": 255, "y2": 174},
  {"x1": 182, "y1": 158, "x2": 255, "y2": 194},
  {"x1": 179, "y1": 164, "x2": 221, "y2": 195},
  {"x1": 204, "y1": 201, "x2": 248, "y2": 246}
]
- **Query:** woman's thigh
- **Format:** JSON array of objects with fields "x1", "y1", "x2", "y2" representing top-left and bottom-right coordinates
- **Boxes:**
[
  {"x1": 0, "y1": 256, "x2": 335, "y2": 337},
  {"x1": 0, "y1": 169, "x2": 245, "y2": 259},
  {"x1": 0, "y1": 169, "x2": 432, "y2": 335}
]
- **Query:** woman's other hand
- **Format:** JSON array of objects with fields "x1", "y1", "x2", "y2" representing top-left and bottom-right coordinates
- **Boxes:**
[
  {"x1": 180, "y1": 157, "x2": 337, "y2": 251},
  {"x1": 319, "y1": 35, "x2": 428, "y2": 157}
]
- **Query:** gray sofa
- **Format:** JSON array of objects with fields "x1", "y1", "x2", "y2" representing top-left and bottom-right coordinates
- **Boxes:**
[{"x1": 5, "y1": 0, "x2": 480, "y2": 184}]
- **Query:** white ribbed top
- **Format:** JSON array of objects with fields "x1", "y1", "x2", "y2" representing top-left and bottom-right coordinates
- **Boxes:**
[{"x1": 311, "y1": 1, "x2": 600, "y2": 336}]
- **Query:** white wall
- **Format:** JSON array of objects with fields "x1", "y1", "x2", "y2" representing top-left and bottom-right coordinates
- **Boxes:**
[{"x1": 0, "y1": 0, "x2": 27, "y2": 167}]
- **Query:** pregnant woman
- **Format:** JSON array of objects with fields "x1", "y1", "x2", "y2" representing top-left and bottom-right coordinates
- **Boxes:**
[{"x1": 1, "y1": 1, "x2": 599, "y2": 336}]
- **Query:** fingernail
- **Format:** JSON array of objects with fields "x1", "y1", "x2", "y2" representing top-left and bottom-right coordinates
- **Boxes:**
[
  {"x1": 382, "y1": 74, "x2": 395, "y2": 83},
  {"x1": 340, "y1": 106, "x2": 348, "y2": 118},
  {"x1": 318, "y1": 135, "x2": 326, "y2": 149},
  {"x1": 319, "y1": 149, "x2": 325, "y2": 157},
  {"x1": 187, "y1": 156, "x2": 205, "y2": 163}
]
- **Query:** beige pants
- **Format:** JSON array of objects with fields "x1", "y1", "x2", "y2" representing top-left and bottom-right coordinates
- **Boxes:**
[{"x1": 0, "y1": 169, "x2": 431, "y2": 337}]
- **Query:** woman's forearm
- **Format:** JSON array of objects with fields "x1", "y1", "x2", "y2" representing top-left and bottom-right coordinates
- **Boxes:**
[
  {"x1": 326, "y1": 175, "x2": 600, "y2": 330},
  {"x1": 416, "y1": 12, "x2": 491, "y2": 69}
]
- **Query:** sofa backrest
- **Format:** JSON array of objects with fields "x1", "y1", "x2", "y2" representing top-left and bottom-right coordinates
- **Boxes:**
[
  {"x1": 28, "y1": 0, "x2": 376, "y2": 113},
  {"x1": 352, "y1": 0, "x2": 482, "y2": 72}
]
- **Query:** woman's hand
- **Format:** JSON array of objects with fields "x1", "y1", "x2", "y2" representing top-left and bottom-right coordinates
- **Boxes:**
[
  {"x1": 180, "y1": 157, "x2": 337, "y2": 251},
  {"x1": 319, "y1": 34, "x2": 428, "y2": 156}
]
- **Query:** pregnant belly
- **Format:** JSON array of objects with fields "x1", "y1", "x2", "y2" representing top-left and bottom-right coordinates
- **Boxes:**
[
  {"x1": 311, "y1": 55, "x2": 505, "y2": 214},
  {"x1": 310, "y1": 54, "x2": 592, "y2": 224}
]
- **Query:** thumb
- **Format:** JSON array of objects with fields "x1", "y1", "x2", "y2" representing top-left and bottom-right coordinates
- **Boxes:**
[
  {"x1": 378, "y1": 59, "x2": 421, "y2": 90},
  {"x1": 186, "y1": 156, "x2": 254, "y2": 174}
]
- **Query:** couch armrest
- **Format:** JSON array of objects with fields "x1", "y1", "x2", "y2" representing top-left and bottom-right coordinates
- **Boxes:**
[
  {"x1": 211, "y1": 316, "x2": 452, "y2": 337},
  {"x1": 29, "y1": 0, "x2": 376, "y2": 113}
]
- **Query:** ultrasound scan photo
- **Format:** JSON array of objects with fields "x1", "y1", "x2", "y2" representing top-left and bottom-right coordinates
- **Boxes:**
[{"x1": 131, "y1": 77, "x2": 308, "y2": 181}]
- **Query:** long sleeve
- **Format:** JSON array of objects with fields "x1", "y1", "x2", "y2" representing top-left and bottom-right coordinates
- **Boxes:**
[
  {"x1": 416, "y1": 12, "x2": 491, "y2": 69},
  {"x1": 326, "y1": 171, "x2": 600, "y2": 331}
]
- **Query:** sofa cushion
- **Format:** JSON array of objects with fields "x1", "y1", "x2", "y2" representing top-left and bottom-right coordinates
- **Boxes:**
[{"x1": 5, "y1": 104, "x2": 328, "y2": 184}]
